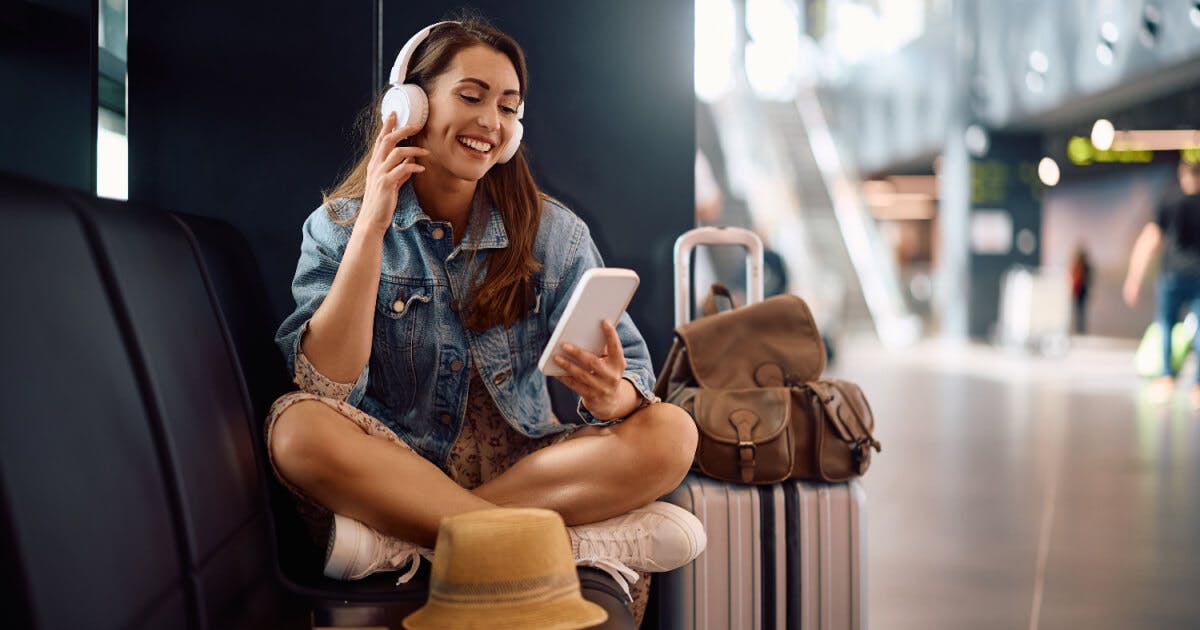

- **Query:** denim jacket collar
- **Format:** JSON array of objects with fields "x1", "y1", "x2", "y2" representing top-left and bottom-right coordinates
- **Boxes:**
[{"x1": 392, "y1": 182, "x2": 509, "y2": 250}]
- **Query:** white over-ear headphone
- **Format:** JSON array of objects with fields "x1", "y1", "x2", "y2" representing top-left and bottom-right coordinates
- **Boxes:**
[{"x1": 382, "y1": 21, "x2": 526, "y2": 164}]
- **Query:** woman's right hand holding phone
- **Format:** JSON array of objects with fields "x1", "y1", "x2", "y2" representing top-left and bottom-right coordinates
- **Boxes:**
[{"x1": 359, "y1": 111, "x2": 429, "y2": 235}]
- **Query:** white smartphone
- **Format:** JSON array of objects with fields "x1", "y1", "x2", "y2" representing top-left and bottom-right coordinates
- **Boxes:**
[{"x1": 538, "y1": 268, "x2": 640, "y2": 376}]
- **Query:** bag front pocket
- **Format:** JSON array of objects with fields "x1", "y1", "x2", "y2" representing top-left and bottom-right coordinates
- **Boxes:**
[{"x1": 687, "y1": 387, "x2": 793, "y2": 484}]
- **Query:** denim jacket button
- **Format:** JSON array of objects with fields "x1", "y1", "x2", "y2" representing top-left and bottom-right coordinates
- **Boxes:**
[
  {"x1": 431, "y1": 227, "x2": 445, "y2": 240},
  {"x1": 439, "y1": 413, "x2": 452, "y2": 425},
  {"x1": 391, "y1": 299, "x2": 405, "y2": 313},
  {"x1": 450, "y1": 360, "x2": 463, "y2": 372}
]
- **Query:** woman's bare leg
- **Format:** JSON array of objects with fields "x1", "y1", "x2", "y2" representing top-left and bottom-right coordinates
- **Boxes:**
[
  {"x1": 270, "y1": 400, "x2": 495, "y2": 547},
  {"x1": 472, "y1": 402, "x2": 698, "y2": 526}
]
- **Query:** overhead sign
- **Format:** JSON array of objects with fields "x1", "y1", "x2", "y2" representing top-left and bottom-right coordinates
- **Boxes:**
[{"x1": 1067, "y1": 136, "x2": 1153, "y2": 165}]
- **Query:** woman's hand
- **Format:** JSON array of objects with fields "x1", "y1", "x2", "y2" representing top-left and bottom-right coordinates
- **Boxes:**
[
  {"x1": 358, "y1": 111, "x2": 430, "y2": 234},
  {"x1": 553, "y1": 320, "x2": 640, "y2": 420}
]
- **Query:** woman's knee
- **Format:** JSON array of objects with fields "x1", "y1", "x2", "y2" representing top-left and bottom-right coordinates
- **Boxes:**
[
  {"x1": 269, "y1": 400, "x2": 352, "y2": 485},
  {"x1": 627, "y1": 403, "x2": 697, "y2": 481}
]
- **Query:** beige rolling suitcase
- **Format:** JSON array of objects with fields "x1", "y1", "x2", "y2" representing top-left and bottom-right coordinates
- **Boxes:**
[{"x1": 657, "y1": 227, "x2": 869, "y2": 630}]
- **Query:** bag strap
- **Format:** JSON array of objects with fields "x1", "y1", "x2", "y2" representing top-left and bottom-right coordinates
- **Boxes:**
[
  {"x1": 728, "y1": 410, "x2": 760, "y2": 483},
  {"x1": 654, "y1": 340, "x2": 685, "y2": 399},
  {"x1": 700, "y1": 283, "x2": 737, "y2": 317}
]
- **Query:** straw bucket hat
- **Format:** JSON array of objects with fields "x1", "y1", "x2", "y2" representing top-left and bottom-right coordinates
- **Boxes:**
[{"x1": 402, "y1": 507, "x2": 608, "y2": 630}]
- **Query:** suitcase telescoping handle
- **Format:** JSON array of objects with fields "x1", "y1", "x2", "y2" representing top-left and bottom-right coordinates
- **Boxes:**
[{"x1": 673, "y1": 226, "x2": 764, "y2": 327}]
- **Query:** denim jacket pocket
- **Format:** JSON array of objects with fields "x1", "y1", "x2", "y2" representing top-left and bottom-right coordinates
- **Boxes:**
[{"x1": 372, "y1": 280, "x2": 434, "y2": 411}]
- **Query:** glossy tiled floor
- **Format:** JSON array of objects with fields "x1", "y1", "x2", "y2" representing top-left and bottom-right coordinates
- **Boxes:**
[{"x1": 830, "y1": 337, "x2": 1200, "y2": 630}]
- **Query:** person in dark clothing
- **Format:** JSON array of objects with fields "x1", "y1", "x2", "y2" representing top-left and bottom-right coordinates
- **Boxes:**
[
  {"x1": 1124, "y1": 160, "x2": 1200, "y2": 404},
  {"x1": 1070, "y1": 245, "x2": 1092, "y2": 334}
]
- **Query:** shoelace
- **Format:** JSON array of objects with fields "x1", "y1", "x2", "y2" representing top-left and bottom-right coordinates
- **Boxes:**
[
  {"x1": 378, "y1": 538, "x2": 433, "y2": 586},
  {"x1": 572, "y1": 524, "x2": 645, "y2": 601},
  {"x1": 574, "y1": 523, "x2": 644, "y2": 563},
  {"x1": 577, "y1": 557, "x2": 638, "y2": 601}
]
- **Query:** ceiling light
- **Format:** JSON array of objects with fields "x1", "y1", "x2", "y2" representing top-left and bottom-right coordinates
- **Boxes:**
[
  {"x1": 1038, "y1": 157, "x2": 1060, "y2": 187},
  {"x1": 965, "y1": 125, "x2": 990, "y2": 157},
  {"x1": 1091, "y1": 119, "x2": 1115, "y2": 150},
  {"x1": 1028, "y1": 50, "x2": 1049, "y2": 74},
  {"x1": 1101, "y1": 21, "x2": 1120, "y2": 43},
  {"x1": 1096, "y1": 42, "x2": 1114, "y2": 65}
]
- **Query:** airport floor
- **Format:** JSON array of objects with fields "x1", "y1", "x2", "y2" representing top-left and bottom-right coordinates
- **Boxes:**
[{"x1": 832, "y1": 336, "x2": 1200, "y2": 630}]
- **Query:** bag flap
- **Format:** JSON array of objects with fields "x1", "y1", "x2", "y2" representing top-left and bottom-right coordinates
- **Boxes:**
[
  {"x1": 675, "y1": 294, "x2": 826, "y2": 389},
  {"x1": 691, "y1": 388, "x2": 791, "y2": 445}
]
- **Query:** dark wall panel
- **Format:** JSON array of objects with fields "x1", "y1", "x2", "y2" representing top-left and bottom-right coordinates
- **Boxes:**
[
  {"x1": 127, "y1": 1, "x2": 377, "y2": 323},
  {"x1": 0, "y1": 0, "x2": 96, "y2": 192},
  {"x1": 968, "y1": 133, "x2": 1044, "y2": 338},
  {"x1": 384, "y1": 1, "x2": 696, "y2": 362}
]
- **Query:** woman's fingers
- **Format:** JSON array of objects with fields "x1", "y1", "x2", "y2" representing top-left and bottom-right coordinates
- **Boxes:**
[
  {"x1": 387, "y1": 121, "x2": 424, "y2": 144},
  {"x1": 381, "y1": 145, "x2": 430, "y2": 172},
  {"x1": 556, "y1": 344, "x2": 617, "y2": 387},
  {"x1": 600, "y1": 320, "x2": 626, "y2": 368},
  {"x1": 553, "y1": 351, "x2": 594, "y2": 383},
  {"x1": 374, "y1": 112, "x2": 397, "y2": 151},
  {"x1": 554, "y1": 374, "x2": 591, "y2": 398},
  {"x1": 373, "y1": 115, "x2": 423, "y2": 162},
  {"x1": 384, "y1": 161, "x2": 426, "y2": 186}
]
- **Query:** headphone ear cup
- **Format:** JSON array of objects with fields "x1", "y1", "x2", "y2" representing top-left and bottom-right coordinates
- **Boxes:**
[
  {"x1": 380, "y1": 84, "x2": 429, "y2": 129},
  {"x1": 496, "y1": 120, "x2": 524, "y2": 164}
]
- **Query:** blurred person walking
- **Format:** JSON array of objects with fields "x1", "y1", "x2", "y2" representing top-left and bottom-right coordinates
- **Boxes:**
[
  {"x1": 1124, "y1": 159, "x2": 1200, "y2": 404},
  {"x1": 1070, "y1": 245, "x2": 1092, "y2": 334}
]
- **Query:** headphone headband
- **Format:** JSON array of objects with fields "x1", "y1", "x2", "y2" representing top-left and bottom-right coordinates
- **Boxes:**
[{"x1": 388, "y1": 21, "x2": 458, "y2": 86}]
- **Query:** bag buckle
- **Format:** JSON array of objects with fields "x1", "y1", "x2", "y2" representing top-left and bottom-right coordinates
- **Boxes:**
[{"x1": 737, "y1": 441, "x2": 757, "y2": 483}]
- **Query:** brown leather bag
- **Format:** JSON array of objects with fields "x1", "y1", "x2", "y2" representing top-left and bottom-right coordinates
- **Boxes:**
[{"x1": 655, "y1": 292, "x2": 881, "y2": 484}]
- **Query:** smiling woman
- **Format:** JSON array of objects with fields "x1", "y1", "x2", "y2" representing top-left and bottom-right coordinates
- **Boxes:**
[
  {"x1": 264, "y1": 15, "x2": 704, "y2": 627},
  {"x1": 323, "y1": 20, "x2": 539, "y2": 332}
]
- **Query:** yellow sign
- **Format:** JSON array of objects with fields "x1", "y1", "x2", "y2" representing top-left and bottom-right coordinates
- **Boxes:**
[
  {"x1": 971, "y1": 160, "x2": 1008, "y2": 205},
  {"x1": 1067, "y1": 136, "x2": 1153, "y2": 165}
]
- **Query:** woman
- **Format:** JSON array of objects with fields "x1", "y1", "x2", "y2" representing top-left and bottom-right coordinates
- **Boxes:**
[{"x1": 265, "y1": 18, "x2": 703, "y2": 606}]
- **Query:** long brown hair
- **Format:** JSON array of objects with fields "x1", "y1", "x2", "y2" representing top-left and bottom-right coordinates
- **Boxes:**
[{"x1": 323, "y1": 18, "x2": 543, "y2": 331}]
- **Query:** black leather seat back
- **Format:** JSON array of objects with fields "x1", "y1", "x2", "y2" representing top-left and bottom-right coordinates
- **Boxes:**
[
  {"x1": 0, "y1": 175, "x2": 191, "y2": 629},
  {"x1": 80, "y1": 197, "x2": 302, "y2": 629},
  {"x1": 174, "y1": 214, "x2": 292, "y2": 425},
  {"x1": 82, "y1": 197, "x2": 262, "y2": 570},
  {"x1": 173, "y1": 213, "x2": 325, "y2": 584}
]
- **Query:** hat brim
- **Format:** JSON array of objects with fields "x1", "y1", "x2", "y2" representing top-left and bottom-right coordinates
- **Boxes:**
[{"x1": 402, "y1": 595, "x2": 608, "y2": 630}]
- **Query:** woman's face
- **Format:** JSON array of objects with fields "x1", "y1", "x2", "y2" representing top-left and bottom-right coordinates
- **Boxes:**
[{"x1": 416, "y1": 44, "x2": 522, "y2": 183}]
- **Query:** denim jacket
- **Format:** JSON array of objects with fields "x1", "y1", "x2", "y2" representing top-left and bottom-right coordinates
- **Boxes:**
[{"x1": 275, "y1": 182, "x2": 657, "y2": 467}]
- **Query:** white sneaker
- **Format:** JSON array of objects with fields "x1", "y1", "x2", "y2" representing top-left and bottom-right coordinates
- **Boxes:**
[
  {"x1": 323, "y1": 513, "x2": 432, "y2": 585},
  {"x1": 568, "y1": 501, "x2": 707, "y2": 595}
]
